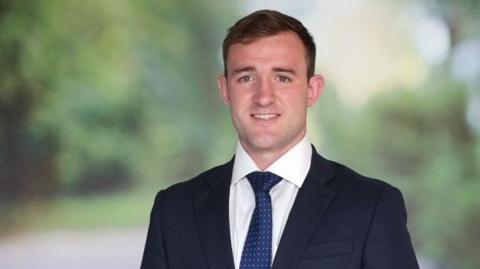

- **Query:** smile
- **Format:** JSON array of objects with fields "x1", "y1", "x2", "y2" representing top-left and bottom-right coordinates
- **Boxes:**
[{"x1": 251, "y1": 114, "x2": 280, "y2": 120}]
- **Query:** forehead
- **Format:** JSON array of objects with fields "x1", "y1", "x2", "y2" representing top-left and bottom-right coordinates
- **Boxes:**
[{"x1": 226, "y1": 31, "x2": 307, "y2": 72}]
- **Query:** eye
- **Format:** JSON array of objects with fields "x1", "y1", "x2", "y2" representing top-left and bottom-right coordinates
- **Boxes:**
[
  {"x1": 237, "y1": 75, "x2": 254, "y2": 83},
  {"x1": 276, "y1": 74, "x2": 292, "y2": 83}
]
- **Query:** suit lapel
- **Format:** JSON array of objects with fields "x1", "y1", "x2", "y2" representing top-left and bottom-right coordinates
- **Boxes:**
[
  {"x1": 272, "y1": 148, "x2": 336, "y2": 269},
  {"x1": 193, "y1": 159, "x2": 235, "y2": 269}
]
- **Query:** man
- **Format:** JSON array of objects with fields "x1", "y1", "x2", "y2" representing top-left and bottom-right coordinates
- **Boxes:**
[{"x1": 141, "y1": 9, "x2": 419, "y2": 269}]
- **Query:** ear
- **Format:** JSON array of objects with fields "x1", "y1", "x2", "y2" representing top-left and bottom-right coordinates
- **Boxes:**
[
  {"x1": 307, "y1": 75, "x2": 325, "y2": 107},
  {"x1": 217, "y1": 74, "x2": 230, "y2": 105}
]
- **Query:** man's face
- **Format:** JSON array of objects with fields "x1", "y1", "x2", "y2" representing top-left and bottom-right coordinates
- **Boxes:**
[{"x1": 218, "y1": 31, "x2": 324, "y2": 158}]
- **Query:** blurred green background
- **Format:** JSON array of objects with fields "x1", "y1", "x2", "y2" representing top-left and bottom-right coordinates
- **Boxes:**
[{"x1": 1, "y1": 0, "x2": 479, "y2": 268}]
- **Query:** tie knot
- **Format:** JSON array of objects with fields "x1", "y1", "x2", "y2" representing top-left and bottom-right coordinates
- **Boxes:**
[{"x1": 246, "y1": 171, "x2": 282, "y2": 193}]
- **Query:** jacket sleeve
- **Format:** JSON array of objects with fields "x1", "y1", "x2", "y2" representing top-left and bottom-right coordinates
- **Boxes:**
[
  {"x1": 362, "y1": 186, "x2": 419, "y2": 269},
  {"x1": 140, "y1": 191, "x2": 169, "y2": 269}
]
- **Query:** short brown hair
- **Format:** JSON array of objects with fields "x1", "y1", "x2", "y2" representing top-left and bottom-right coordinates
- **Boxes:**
[{"x1": 222, "y1": 9, "x2": 316, "y2": 78}]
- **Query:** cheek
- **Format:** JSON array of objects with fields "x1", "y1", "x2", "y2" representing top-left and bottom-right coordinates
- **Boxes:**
[
  {"x1": 229, "y1": 100, "x2": 249, "y2": 122},
  {"x1": 229, "y1": 92, "x2": 251, "y2": 109},
  {"x1": 280, "y1": 91, "x2": 307, "y2": 106}
]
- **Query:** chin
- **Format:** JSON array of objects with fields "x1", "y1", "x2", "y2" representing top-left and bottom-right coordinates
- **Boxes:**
[{"x1": 248, "y1": 137, "x2": 282, "y2": 152}]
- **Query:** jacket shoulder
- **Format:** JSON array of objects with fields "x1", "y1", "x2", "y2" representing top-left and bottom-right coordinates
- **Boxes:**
[
  {"x1": 327, "y1": 160, "x2": 401, "y2": 196},
  {"x1": 154, "y1": 160, "x2": 232, "y2": 201}
]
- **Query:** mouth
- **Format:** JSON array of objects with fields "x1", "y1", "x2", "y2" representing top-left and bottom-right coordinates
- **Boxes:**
[{"x1": 251, "y1": 113, "x2": 280, "y2": 120}]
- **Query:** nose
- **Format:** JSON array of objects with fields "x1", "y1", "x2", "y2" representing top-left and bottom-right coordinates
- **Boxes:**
[{"x1": 253, "y1": 79, "x2": 276, "y2": 106}]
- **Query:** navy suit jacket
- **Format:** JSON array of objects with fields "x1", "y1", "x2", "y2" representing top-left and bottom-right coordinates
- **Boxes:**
[{"x1": 141, "y1": 147, "x2": 419, "y2": 269}]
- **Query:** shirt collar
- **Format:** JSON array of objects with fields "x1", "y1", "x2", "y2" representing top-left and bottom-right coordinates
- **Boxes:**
[{"x1": 231, "y1": 135, "x2": 312, "y2": 188}]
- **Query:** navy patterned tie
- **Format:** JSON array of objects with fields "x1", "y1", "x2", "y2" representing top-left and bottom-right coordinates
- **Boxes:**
[{"x1": 240, "y1": 171, "x2": 282, "y2": 269}]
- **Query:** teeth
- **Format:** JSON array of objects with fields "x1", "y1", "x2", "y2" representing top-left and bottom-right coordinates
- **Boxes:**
[{"x1": 252, "y1": 114, "x2": 278, "y2": 120}]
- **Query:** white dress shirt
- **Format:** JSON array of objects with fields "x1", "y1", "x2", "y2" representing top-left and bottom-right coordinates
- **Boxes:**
[{"x1": 228, "y1": 135, "x2": 312, "y2": 269}]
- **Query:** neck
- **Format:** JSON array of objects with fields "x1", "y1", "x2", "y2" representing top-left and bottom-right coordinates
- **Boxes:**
[
  {"x1": 241, "y1": 135, "x2": 306, "y2": 170},
  {"x1": 246, "y1": 149, "x2": 285, "y2": 170}
]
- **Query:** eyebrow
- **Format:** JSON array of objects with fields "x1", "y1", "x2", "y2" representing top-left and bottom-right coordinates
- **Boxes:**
[
  {"x1": 229, "y1": 66, "x2": 297, "y2": 76},
  {"x1": 231, "y1": 66, "x2": 255, "y2": 74},
  {"x1": 272, "y1": 67, "x2": 296, "y2": 75}
]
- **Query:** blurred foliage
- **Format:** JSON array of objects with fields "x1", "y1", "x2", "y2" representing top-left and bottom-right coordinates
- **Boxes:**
[
  {"x1": 0, "y1": 0, "x2": 234, "y2": 203},
  {"x1": 315, "y1": 72, "x2": 480, "y2": 269},
  {"x1": 314, "y1": 3, "x2": 480, "y2": 265},
  {"x1": 316, "y1": 2, "x2": 480, "y2": 268},
  {"x1": 422, "y1": 0, "x2": 480, "y2": 44},
  {"x1": 1, "y1": 1, "x2": 480, "y2": 269}
]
